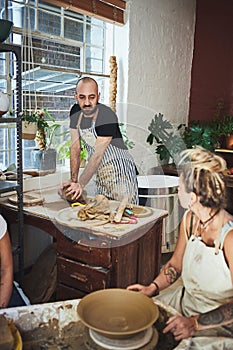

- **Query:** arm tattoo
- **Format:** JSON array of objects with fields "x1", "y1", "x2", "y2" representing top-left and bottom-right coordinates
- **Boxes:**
[
  {"x1": 163, "y1": 264, "x2": 179, "y2": 284},
  {"x1": 198, "y1": 302, "x2": 233, "y2": 327}
]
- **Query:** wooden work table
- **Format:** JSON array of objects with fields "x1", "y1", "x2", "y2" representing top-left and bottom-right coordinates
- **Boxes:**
[{"x1": 0, "y1": 187, "x2": 168, "y2": 301}]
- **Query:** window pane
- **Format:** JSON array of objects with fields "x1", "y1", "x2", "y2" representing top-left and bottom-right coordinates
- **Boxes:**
[
  {"x1": 12, "y1": 5, "x2": 35, "y2": 30},
  {"x1": 39, "y1": 0, "x2": 60, "y2": 13},
  {"x1": 87, "y1": 16, "x2": 104, "y2": 26},
  {"x1": 0, "y1": 127, "x2": 16, "y2": 169},
  {"x1": 86, "y1": 47, "x2": 104, "y2": 73},
  {"x1": 86, "y1": 23, "x2": 104, "y2": 46},
  {"x1": 64, "y1": 9, "x2": 84, "y2": 21},
  {"x1": 64, "y1": 18, "x2": 83, "y2": 42},
  {"x1": 38, "y1": 9, "x2": 61, "y2": 36}
]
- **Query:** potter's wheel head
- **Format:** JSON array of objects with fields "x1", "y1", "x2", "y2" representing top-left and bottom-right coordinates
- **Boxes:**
[
  {"x1": 77, "y1": 288, "x2": 159, "y2": 339},
  {"x1": 89, "y1": 326, "x2": 158, "y2": 350}
]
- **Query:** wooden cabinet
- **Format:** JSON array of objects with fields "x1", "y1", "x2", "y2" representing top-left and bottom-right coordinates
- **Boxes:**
[
  {"x1": 56, "y1": 218, "x2": 164, "y2": 301},
  {"x1": 0, "y1": 198, "x2": 166, "y2": 302}
]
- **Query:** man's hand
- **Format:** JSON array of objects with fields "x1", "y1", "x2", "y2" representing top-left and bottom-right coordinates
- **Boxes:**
[{"x1": 58, "y1": 181, "x2": 83, "y2": 200}]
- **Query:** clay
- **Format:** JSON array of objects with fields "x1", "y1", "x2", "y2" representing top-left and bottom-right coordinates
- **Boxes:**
[
  {"x1": 20, "y1": 306, "x2": 179, "y2": 350},
  {"x1": 0, "y1": 315, "x2": 14, "y2": 350}
]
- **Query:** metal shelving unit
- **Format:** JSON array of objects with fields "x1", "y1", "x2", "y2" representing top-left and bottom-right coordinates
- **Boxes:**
[{"x1": 0, "y1": 43, "x2": 24, "y2": 283}]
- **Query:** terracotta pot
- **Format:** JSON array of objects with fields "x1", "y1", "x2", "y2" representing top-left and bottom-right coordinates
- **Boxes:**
[
  {"x1": 22, "y1": 121, "x2": 37, "y2": 140},
  {"x1": 225, "y1": 133, "x2": 233, "y2": 150}
]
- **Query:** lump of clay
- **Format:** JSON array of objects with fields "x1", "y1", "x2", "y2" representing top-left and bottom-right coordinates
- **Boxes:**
[{"x1": 0, "y1": 315, "x2": 14, "y2": 350}]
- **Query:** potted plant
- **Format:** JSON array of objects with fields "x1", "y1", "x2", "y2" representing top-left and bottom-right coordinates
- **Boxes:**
[
  {"x1": 146, "y1": 113, "x2": 233, "y2": 165},
  {"x1": 57, "y1": 132, "x2": 88, "y2": 168},
  {"x1": 30, "y1": 109, "x2": 61, "y2": 172},
  {"x1": 57, "y1": 122, "x2": 133, "y2": 168},
  {"x1": 181, "y1": 120, "x2": 219, "y2": 152},
  {"x1": 118, "y1": 122, "x2": 135, "y2": 149},
  {"x1": 213, "y1": 114, "x2": 233, "y2": 149},
  {"x1": 21, "y1": 111, "x2": 38, "y2": 140},
  {"x1": 146, "y1": 113, "x2": 186, "y2": 163}
]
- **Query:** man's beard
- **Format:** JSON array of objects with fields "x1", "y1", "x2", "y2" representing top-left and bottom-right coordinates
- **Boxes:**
[{"x1": 82, "y1": 105, "x2": 98, "y2": 116}]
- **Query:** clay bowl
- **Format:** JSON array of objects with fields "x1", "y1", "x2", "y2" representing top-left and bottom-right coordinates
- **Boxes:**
[
  {"x1": 77, "y1": 288, "x2": 159, "y2": 339},
  {"x1": 0, "y1": 19, "x2": 14, "y2": 43}
]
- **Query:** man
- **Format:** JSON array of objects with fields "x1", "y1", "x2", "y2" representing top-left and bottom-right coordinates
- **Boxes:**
[{"x1": 59, "y1": 77, "x2": 138, "y2": 204}]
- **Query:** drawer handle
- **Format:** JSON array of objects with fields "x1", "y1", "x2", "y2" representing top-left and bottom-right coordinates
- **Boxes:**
[
  {"x1": 70, "y1": 272, "x2": 88, "y2": 283},
  {"x1": 75, "y1": 243, "x2": 91, "y2": 252}
]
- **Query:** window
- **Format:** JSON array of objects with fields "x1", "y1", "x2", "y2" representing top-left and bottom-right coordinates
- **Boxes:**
[{"x1": 0, "y1": 0, "x2": 113, "y2": 169}]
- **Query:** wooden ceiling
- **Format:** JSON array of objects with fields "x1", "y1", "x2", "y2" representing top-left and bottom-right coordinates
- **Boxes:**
[{"x1": 44, "y1": 0, "x2": 126, "y2": 25}]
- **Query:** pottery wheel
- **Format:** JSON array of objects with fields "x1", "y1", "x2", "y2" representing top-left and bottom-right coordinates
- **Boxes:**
[{"x1": 84, "y1": 327, "x2": 158, "y2": 350}]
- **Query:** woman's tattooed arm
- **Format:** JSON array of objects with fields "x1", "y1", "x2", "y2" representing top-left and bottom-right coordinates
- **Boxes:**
[
  {"x1": 198, "y1": 301, "x2": 233, "y2": 328},
  {"x1": 163, "y1": 263, "x2": 180, "y2": 284}
]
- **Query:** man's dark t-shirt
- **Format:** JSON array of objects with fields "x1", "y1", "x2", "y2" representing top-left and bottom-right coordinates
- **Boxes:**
[{"x1": 69, "y1": 103, "x2": 127, "y2": 150}]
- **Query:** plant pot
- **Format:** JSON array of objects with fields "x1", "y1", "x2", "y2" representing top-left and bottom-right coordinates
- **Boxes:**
[
  {"x1": 219, "y1": 134, "x2": 233, "y2": 150},
  {"x1": 31, "y1": 148, "x2": 57, "y2": 172},
  {"x1": 225, "y1": 133, "x2": 233, "y2": 150},
  {"x1": 0, "y1": 19, "x2": 13, "y2": 43},
  {"x1": 22, "y1": 121, "x2": 37, "y2": 140}
]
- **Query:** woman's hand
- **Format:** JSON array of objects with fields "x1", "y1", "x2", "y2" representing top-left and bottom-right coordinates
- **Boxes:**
[
  {"x1": 126, "y1": 283, "x2": 157, "y2": 297},
  {"x1": 163, "y1": 315, "x2": 198, "y2": 341}
]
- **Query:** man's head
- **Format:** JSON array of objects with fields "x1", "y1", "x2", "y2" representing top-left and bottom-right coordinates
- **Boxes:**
[{"x1": 74, "y1": 77, "x2": 100, "y2": 115}]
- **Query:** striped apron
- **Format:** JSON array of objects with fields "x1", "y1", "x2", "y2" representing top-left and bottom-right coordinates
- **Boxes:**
[{"x1": 77, "y1": 112, "x2": 139, "y2": 204}]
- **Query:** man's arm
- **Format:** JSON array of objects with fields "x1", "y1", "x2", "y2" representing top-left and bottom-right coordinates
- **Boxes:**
[
  {"x1": 70, "y1": 128, "x2": 81, "y2": 182},
  {"x1": 58, "y1": 128, "x2": 81, "y2": 197},
  {"x1": 79, "y1": 135, "x2": 112, "y2": 188}
]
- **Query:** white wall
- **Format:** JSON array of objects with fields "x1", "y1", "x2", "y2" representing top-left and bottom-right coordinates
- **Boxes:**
[{"x1": 114, "y1": 0, "x2": 196, "y2": 174}]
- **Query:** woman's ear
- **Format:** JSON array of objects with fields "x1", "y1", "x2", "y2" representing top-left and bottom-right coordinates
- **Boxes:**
[{"x1": 190, "y1": 192, "x2": 197, "y2": 206}]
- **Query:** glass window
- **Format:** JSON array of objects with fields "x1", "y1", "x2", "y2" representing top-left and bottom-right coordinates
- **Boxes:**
[
  {"x1": 86, "y1": 22, "x2": 104, "y2": 46},
  {"x1": 0, "y1": 0, "x2": 112, "y2": 169},
  {"x1": 86, "y1": 46, "x2": 104, "y2": 73},
  {"x1": 64, "y1": 17, "x2": 83, "y2": 42},
  {"x1": 38, "y1": 9, "x2": 61, "y2": 36}
]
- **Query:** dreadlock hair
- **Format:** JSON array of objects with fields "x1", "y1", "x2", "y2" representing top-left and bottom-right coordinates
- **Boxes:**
[{"x1": 178, "y1": 146, "x2": 227, "y2": 209}]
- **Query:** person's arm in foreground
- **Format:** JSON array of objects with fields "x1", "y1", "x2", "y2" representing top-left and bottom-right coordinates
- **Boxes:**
[
  {"x1": 0, "y1": 230, "x2": 13, "y2": 308},
  {"x1": 164, "y1": 300, "x2": 233, "y2": 341}
]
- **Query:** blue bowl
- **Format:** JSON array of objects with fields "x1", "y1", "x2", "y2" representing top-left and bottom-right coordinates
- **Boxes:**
[{"x1": 0, "y1": 19, "x2": 14, "y2": 43}]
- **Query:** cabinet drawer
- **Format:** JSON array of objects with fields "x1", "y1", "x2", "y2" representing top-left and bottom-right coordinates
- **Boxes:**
[
  {"x1": 57, "y1": 256, "x2": 111, "y2": 293},
  {"x1": 57, "y1": 231, "x2": 111, "y2": 268},
  {"x1": 56, "y1": 283, "x2": 87, "y2": 301}
]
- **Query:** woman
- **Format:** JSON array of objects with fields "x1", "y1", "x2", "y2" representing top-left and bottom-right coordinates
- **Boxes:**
[
  {"x1": 127, "y1": 146, "x2": 233, "y2": 349},
  {"x1": 0, "y1": 214, "x2": 13, "y2": 309}
]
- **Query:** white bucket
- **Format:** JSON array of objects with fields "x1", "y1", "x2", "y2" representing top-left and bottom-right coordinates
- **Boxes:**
[{"x1": 137, "y1": 175, "x2": 184, "y2": 252}]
